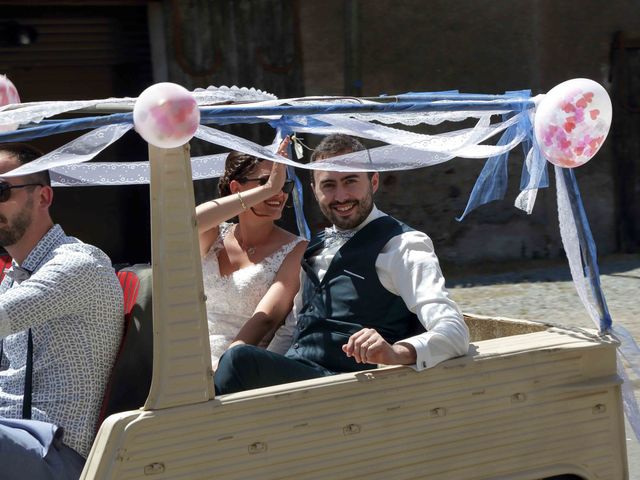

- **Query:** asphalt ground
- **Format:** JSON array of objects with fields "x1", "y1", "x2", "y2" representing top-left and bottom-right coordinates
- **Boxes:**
[{"x1": 446, "y1": 254, "x2": 640, "y2": 478}]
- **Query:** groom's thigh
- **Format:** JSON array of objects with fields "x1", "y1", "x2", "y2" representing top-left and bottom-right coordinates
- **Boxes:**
[{"x1": 214, "y1": 345, "x2": 329, "y2": 395}]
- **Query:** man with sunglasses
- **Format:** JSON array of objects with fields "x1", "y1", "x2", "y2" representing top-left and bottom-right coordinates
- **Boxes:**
[
  {"x1": 215, "y1": 134, "x2": 469, "y2": 394},
  {"x1": 0, "y1": 144, "x2": 123, "y2": 479}
]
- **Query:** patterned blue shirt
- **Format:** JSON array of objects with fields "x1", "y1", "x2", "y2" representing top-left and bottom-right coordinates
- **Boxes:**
[{"x1": 0, "y1": 224, "x2": 123, "y2": 456}]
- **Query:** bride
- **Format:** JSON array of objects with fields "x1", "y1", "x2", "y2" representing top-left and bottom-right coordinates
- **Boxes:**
[{"x1": 196, "y1": 137, "x2": 307, "y2": 368}]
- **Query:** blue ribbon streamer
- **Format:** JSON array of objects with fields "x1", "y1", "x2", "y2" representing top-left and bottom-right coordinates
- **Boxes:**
[
  {"x1": 457, "y1": 91, "x2": 535, "y2": 221},
  {"x1": 0, "y1": 93, "x2": 536, "y2": 143},
  {"x1": 198, "y1": 99, "x2": 535, "y2": 119},
  {"x1": 268, "y1": 116, "x2": 331, "y2": 131},
  {"x1": 0, "y1": 113, "x2": 133, "y2": 142},
  {"x1": 561, "y1": 168, "x2": 612, "y2": 331},
  {"x1": 456, "y1": 116, "x2": 515, "y2": 220},
  {"x1": 395, "y1": 90, "x2": 460, "y2": 98},
  {"x1": 274, "y1": 123, "x2": 310, "y2": 240}
]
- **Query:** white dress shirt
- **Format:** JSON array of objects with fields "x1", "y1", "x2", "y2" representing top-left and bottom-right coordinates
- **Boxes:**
[{"x1": 268, "y1": 206, "x2": 469, "y2": 371}]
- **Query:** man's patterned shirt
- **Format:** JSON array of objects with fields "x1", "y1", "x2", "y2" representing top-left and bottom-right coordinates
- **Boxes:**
[{"x1": 0, "y1": 224, "x2": 123, "y2": 456}]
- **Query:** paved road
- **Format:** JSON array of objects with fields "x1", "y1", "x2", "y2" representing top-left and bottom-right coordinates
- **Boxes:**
[{"x1": 446, "y1": 254, "x2": 640, "y2": 478}]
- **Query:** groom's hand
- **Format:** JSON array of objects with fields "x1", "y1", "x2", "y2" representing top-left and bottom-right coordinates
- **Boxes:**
[{"x1": 342, "y1": 328, "x2": 416, "y2": 365}]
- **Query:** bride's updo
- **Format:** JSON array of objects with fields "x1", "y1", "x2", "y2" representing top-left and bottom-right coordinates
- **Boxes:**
[{"x1": 217, "y1": 151, "x2": 262, "y2": 197}]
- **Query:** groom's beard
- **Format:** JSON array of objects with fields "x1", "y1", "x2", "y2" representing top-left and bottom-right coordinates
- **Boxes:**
[{"x1": 319, "y1": 187, "x2": 374, "y2": 230}]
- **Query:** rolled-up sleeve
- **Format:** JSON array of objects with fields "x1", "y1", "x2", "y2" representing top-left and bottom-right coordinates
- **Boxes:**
[{"x1": 376, "y1": 231, "x2": 470, "y2": 370}]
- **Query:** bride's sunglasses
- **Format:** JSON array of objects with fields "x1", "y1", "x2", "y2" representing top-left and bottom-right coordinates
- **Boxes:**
[
  {"x1": 0, "y1": 181, "x2": 43, "y2": 203},
  {"x1": 239, "y1": 177, "x2": 295, "y2": 194}
]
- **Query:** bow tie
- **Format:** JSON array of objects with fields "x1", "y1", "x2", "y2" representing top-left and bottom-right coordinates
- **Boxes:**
[
  {"x1": 324, "y1": 227, "x2": 356, "y2": 249},
  {"x1": 4, "y1": 265, "x2": 32, "y2": 285}
]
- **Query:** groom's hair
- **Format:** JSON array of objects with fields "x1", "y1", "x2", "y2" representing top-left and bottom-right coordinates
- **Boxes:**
[
  {"x1": 310, "y1": 134, "x2": 374, "y2": 184},
  {"x1": 310, "y1": 134, "x2": 365, "y2": 163}
]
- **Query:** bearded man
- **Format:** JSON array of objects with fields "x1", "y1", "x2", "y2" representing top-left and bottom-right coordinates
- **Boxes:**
[
  {"x1": 0, "y1": 144, "x2": 123, "y2": 479},
  {"x1": 214, "y1": 134, "x2": 469, "y2": 394}
]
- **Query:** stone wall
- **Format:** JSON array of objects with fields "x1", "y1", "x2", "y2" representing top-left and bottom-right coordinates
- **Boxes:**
[{"x1": 296, "y1": 0, "x2": 640, "y2": 266}]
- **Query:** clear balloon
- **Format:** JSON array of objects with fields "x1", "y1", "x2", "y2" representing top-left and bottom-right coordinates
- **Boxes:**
[
  {"x1": 534, "y1": 78, "x2": 612, "y2": 168},
  {"x1": 133, "y1": 82, "x2": 200, "y2": 149},
  {"x1": 0, "y1": 74, "x2": 21, "y2": 132}
]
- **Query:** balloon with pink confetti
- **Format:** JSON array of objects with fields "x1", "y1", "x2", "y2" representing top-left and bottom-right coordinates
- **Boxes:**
[
  {"x1": 534, "y1": 78, "x2": 612, "y2": 168},
  {"x1": 0, "y1": 75, "x2": 21, "y2": 132},
  {"x1": 133, "y1": 82, "x2": 200, "y2": 149}
]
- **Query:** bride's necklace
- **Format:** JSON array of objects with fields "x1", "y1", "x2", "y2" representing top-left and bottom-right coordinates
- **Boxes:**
[
  {"x1": 237, "y1": 238, "x2": 256, "y2": 256},
  {"x1": 234, "y1": 225, "x2": 257, "y2": 257}
]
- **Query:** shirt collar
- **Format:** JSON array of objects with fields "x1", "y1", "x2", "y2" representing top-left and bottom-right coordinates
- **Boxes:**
[{"x1": 17, "y1": 224, "x2": 65, "y2": 272}]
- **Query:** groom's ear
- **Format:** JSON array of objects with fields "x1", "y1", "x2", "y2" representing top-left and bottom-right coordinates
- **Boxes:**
[
  {"x1": 310, "y1": 181, "x2": 320, "y2": 202},
  {"x1": 370, "y1": 172, "x2": 380, "y2": 194},
  {"x1": 309, "y1": 172, "x2": 319, "y2": 199}
]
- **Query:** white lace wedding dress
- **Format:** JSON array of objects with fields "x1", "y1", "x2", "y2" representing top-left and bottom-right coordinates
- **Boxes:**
[{"x1": 202, "y1": 222, "x2": 303, "y2": 367}]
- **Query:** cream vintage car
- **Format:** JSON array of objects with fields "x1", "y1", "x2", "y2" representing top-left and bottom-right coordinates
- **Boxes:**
[{"x1": 0, "y1": 81, "x2": 630, "y2": 479}]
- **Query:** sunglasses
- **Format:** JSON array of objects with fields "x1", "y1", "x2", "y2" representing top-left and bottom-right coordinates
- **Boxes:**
[
  {"x1": 0, "y1": 181, "x2": 43, "y2": 203},
  {"x1": 239, "y1": 177, "x2": 295, "y2": 194}
]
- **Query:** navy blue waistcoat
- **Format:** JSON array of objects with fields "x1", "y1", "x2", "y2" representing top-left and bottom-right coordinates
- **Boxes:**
[{"x1": 285, "y1": 216, "x2": 424, "y2": 373}]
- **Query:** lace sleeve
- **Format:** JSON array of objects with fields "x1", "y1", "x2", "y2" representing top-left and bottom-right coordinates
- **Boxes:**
[
  {"x1": 212, "y1": 222, "x2": 233, "y2": 253},
  {"x1": 272, "y1": 236, "x2": 305, "y2": 267},
  {"x1": 203, "y1": 222, "x2": 234, "y2": 257}
]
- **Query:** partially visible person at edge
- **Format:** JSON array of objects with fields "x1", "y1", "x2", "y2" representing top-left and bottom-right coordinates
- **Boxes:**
[
  {"x1": 0, "y1": 143, "x2": 123, "y2": 479},
  {"x1": 196, "y1": 136, "x2": 307, "y2": 370},
  {"x1": 214, "y1": 134, "x2": 470, "y2": 394}
]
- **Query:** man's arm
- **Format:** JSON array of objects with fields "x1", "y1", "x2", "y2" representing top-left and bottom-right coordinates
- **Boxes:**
[
  {"x1": 343, "y1": 230, "x2": 469, "y2": 370},
  {"x1": 0, "y1": 252, "x2": 98, "y2": 337},
  {"x1": 342, "y1": 327, "x2": 417, "y2": 365}
]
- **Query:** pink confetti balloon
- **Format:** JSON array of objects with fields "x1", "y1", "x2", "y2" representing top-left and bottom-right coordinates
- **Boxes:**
[
  {"x1": 0, "y1": 74, "x2": 21, "y2": 132},
  {"x1": 133, "y1": 82, "x2": 200, "y2": 149},
  {"x1": 534, "y1": 78, "x2": 612, "y2": 168}
]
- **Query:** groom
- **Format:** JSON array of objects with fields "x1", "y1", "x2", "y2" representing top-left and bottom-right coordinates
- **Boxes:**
[{"x1": 214, "y1": 134, "x2": 469, "y2": 394}]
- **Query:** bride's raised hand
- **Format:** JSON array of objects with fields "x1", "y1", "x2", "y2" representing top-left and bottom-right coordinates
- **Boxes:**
[
  {"x1": 276, "y1": 135, "x2": 291, "y2": 159},
  {"x1": 265, "y1": 136, "x2": 291, "y2": 193}
]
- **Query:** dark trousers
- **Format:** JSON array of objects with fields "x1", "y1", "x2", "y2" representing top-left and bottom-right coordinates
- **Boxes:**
[
  {"x1": 214, "y1": 345, "x2": 334, "y2": 395},
  {"x1": 0, "y1": 418, "x2": 85, "y2": 480}
]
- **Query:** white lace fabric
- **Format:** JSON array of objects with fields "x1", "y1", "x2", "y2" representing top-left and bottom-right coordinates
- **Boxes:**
[{"x1": 202, "y1": 222, "x2": 303, "y2": 367}]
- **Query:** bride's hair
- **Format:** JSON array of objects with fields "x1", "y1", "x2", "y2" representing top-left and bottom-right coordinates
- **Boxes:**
[{"x1": 217, "y1": 151, "x2": 262, "y2": 197}]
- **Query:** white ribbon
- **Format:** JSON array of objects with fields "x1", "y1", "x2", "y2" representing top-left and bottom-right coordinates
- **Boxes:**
[
  {"x1": 0, "y1": 98, "x2": 135, "y2": 128},
  {"x1": 514, "y1": 146, "x2": 545, "y2": 214},
  {"x1": 292, "y1": 111, "x2": 524, "y2": 154},
  {"x1": 40, "y1": 115, "x2": 526, "y2": 185},
  {"x1": 50, "y1": 154, "x2": 227, "y2": 186},
  {"x1": 1, "y1": 123, "x2": 133, "y2": 177}
]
